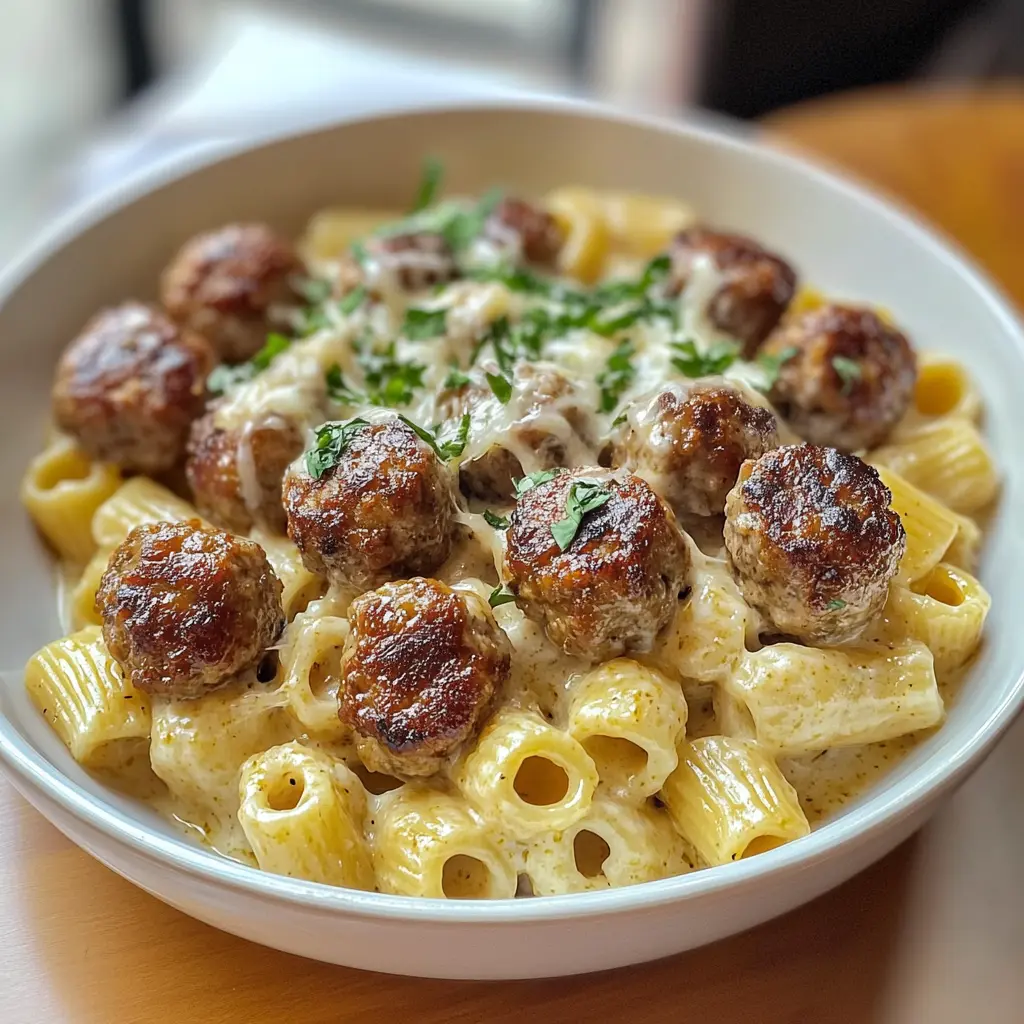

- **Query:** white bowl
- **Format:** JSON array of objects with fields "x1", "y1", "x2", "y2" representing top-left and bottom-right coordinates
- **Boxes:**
[{"x1": 1, "y1": 97, "x2": 1022, "y2": 980}]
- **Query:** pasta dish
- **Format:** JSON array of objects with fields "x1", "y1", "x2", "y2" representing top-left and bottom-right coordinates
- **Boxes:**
[{"x1": 19, "y1": 162, "x2": 998, "y2": 898}]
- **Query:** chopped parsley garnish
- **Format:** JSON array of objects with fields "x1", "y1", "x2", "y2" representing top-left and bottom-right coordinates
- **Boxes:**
[
  {"x1": 207, "y1": 332, "x2": 291, "y2": 394},
  {"x1": 350, "y1": 239, "x2": 369, "y2": 266},
  {"x1": 398, "y1": 412, "x2": 471, "y2": 462},
  {"x1": 402, "y1": 307, "x2": 448, "y2": 340},
  {"x1": 832, "y1": 355, "x2": 862, "y2": 394},
  {"x1": 356, "y1": 338, "x2": 425, "y2": 407},
  {"x1": 338, "y1": 285, "x2": 366, "y2": 314},
  {"x1": 596, "y1": 338, "x2": 636, "y2": 413},
  {"x1": 305, "y1": 418, "x2": 369, "y2": 479},
  {"x1": 550, "y1": 479, "x2": 612, "y2": 551},
  {"x1": 413, "y1": 156, "x2": 444, "y2": 212},
  {"x1": 483, "y1": 510, "x2": 510, "y2": 530},
  {"x1": 443, "y1": 367, "x2": 472, "y2": 389},
  {"x1": 291, "y1": 276, "x2": 332, "y2": 304},
  {"x1": 297, "y1": 305, "x2": 331, "y2": 337},
  {"x1": 488, "y1": 584, "x2": 517, "y2": 608},
  {"x1": 827, "y1": 598, "x2": 847, "y2": 611},
  {"x1": 671, "y1": 338, "x2": 739, "y2": 378},
  {"x1": 325, "y1": 363, "x2": 363, "y2": 405},
  {"x1": 513, "y1": 469, "x2": 560, "y2": 498},
  {"x1": 485, "y1": 371, "x2": 513, "y2": 404},
  {"x1": 757, "y1": 346, "x2": 799, "y2": 389},
  {"x1": 379, "y1": 188, "x2": 503, "y2": 255}
]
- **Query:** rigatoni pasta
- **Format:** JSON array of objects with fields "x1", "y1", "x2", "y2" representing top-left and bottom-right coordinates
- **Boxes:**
[
  {"x1": 722, "y1": 642, "x2": 944, "y2": 755},
  {"x1": 238, "y1": 742, "x2": 374, "y2": 889},
  {"x1": 370, "y1": 786, "x2": 517, "y2": 898},
  {"x1": 24, "y1": 625, "x2": 151, "y2": 770},
  {"x1": 661, "y1": 737, "x2": 810, "y2": 866},
  {"x1": 21, "y1": 435, "x2": 121, "y2": 564},
  {"x1": 566, "y1": 658, "x2": 687, "y2": 803}
]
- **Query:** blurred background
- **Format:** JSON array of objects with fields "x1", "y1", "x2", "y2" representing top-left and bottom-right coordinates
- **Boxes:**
[{"x1": 2, "y1": 0, "x2": 1023, "y2": 263}]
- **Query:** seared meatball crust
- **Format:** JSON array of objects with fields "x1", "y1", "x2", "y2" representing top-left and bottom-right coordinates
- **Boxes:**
[
  {"x1": 438, "y1": 362, "x2": 595, "y2": 503},
  {"x1": 160, "y1": 223, "x2": 303, "y2": 363},
  {"x1": 724, "y1": 444, "x2": 905, "y2": 645},
  {"x1": 612, "y1": 382, "x2": 780, "y2": 518},
  {"x1": 52, "y1": 302, "x2": 214, "y2": 474},
  {"x1": 668, "y1": 227, "x2": 797, "y2": 355},
  {"x1": 283, "y1": 418, "x2": 454, "y2": 590},
  {"x1": 764, "y1": 304, "x2": 917, "y2": 452},
  {"x1": 503, "y1": 469, "x2": 691, "y2": 662},
  {"x1": 340, "y1": 578, "x2": 511, "y2": 776},
  {"x1": 96, "y1": 519, "x2": 284, "y2": 699},
  {"x1": 185, "y1": 411, "x2": 303, "y2": 534},
  {"x1": 484, "y1": 197, "x2": 565, "y2": 266},
  {"x1": 366, "y1": 231, "x2": 459, "y2": 292}
]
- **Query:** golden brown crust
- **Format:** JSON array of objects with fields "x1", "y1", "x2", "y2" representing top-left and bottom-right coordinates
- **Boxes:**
[
  {"x1": 613, "y1": 383, "x2": 779, "y2": 517},
  {"x1": 185, "y1": 411, "x2": 303, "y2": 534},
  {"x1": 340, "y1": 578, "x2": 510, "y2": 776},
  {"x1": 764, "y1": 304, "x2": 917, "y2": 452},
  {"x1": 160, "y1": 223, "x2": 303, "y2": 363},
  {"x1": 484, "y1": 197, "x2": 565, "y2": 265},
  {"x1": 724, "y1": 443, "x2": 905, "y2": 644},
  {"x1": 668, "y1": 226, "x2": 797, "y2": 355},
  {"x1": 52, "y1": 302, "x2": 214, "y2": 474},
  {"x1": 282, "y1": 418, "x2": 454, "y2": 589},
  {"x1": 366, "y1": 232, "x2": 458, "y2": 292},
  {"x1": 503, "y1": 468, "x2": 691, "y2": 661},
  {"x1": 96, "y1": 519, "x2": 284, "y2": 698}
]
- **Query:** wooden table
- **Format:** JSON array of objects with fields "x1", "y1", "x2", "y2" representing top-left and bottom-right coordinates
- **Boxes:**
[{"x1": 4, "y1": 85, "x2": 1024, "y2": 1023}]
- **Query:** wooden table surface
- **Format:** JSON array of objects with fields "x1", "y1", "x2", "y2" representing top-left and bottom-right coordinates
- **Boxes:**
[{"x1": 4, "y1": 85, "x2": 1024, "y2": 1024}]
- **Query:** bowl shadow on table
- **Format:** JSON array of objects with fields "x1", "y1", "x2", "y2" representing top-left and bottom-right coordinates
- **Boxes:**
[{"x1": 9, "y1": 801, "x2": 920, "y2": 1024}]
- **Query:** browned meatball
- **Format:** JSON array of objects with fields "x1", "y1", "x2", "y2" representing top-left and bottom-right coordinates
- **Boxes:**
[
  {"x1": 340, "y1": 578, "x2": 510, "y2": 776},
  {"x1": 503, "y1": 469, "x2": 691, "y2": 662},
  {"x1": 438, "y1": 362, "x2": 596, "y2": 502},
  {"x1": 763, "y1": 304, "x2": 917, "y2": 452},
  {"x1": 668, "y1": 227, "x2": 797, "y2": 356},
  {"x1": 366, "y1": 232, "x2": 458, "y2": 292},
  {"x1": 612, "y1": 382, "x2": 780, "y2": 517},
  {"x1": 52, "y1": 302, "x2": 214, "y2": 474},
  {"x1": 282, "y1": 417, "x2": 454, "y2": 589},
  {"x1": 96, "y1": 519, "x2": 284, "y2": 698},
  {"x1": 185, "y1": 411, "x2": 303, "y2": 534},
  {"x1": 724, "y1": 444, "x2": 905, "y2": 645},
  {"x1": 160, "y1": 223, "x2": 303, "y2": 363},
  {"x1": 484, "y1": 197, "x2": 565, "y2": 266}
]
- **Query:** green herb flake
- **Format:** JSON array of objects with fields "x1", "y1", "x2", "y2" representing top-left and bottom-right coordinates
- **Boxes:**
[
  {"x1": 350, "y1": 239, "x2": 369, "y2": 266},
  {"x1": 356, "y1": 338, "x2": 426, "y2": 407},
  {"x1": 402, "y1": 307, "x2": 448, "y2": 341},
  {"x1": 550, "y1": 479, "x2": 613, "y2": 552},
  {"x1": 513, "y1": 469, "x2": 560, "y2": 498},
  {"x1": 483, "y1": 510, "x2": 510, "y2": 530},
  {"x1": 756, "y1": 345, "x2": 799, "y2": 390},
  {"x1": 832, "y1": 355, "x2": 863, "y2": 395},
  {"x1": 488, "y1": 584, "x2": 517, "y2": 608},
  {"x1": 485, "y1": 371, "x2": 513, "y2": 404},
  {"x1": 207, "y1": 332, "x2": 291, "y2": 395},
  {"x1": 325, "y1": 363, "x2": 363, "y2": 404},
  {"x1": 337, "y1": 285, "x2": 366, "y2": 315},
  {"x1": 305, "y1": 418, "x2": 370, "y2": 480},
  {"x1": 443, "y1": 368, "x2": 472, "y2": 389},
  {"x1": 413, "y1": 156, "x2": 444, "y2": 212},
  {"x1": 670, "y1": 338, "x2": 739, "y2": 378},
  {"x1": 292, "y1": 276, "x2": 332, "y2": 304},
  {"x1": 827, "y1": 598, "x2": 847, "y2": 611},
  {"x1": 398, "y1": 412, "x2": 470, "y2": 462},
  {"x1": 596, "y1": 338, "x2": 636, "y2": 414}
]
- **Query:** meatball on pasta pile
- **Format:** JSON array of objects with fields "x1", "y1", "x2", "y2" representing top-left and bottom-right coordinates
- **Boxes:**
[{"x1": 23, "y1": 159, "x2": 997, "y2": 900}]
